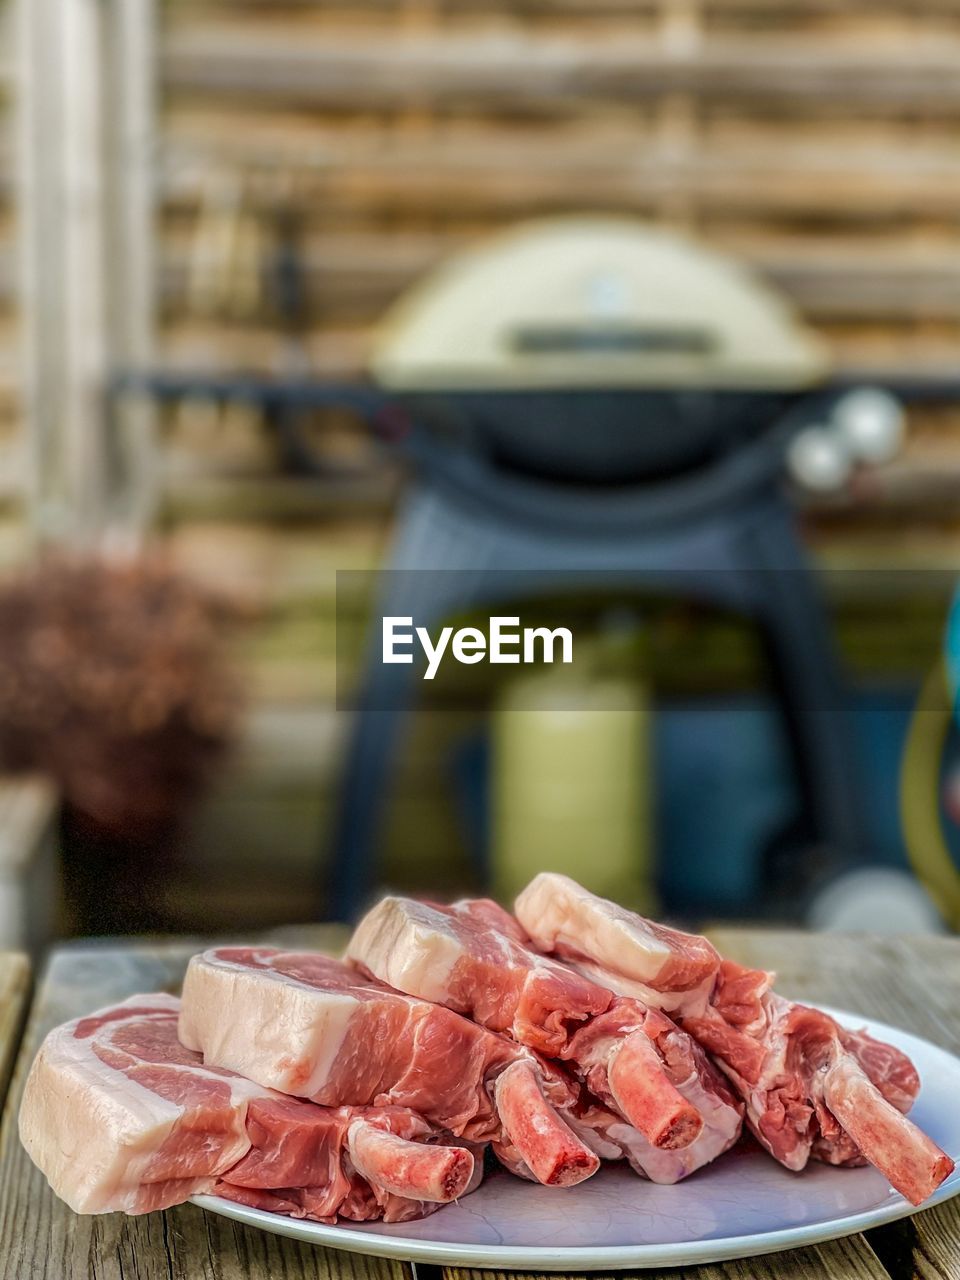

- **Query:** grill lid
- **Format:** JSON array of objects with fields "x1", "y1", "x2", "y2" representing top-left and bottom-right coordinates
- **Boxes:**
[{"x1": 371, "y1": 217, "x2": 828, "y2": 392}]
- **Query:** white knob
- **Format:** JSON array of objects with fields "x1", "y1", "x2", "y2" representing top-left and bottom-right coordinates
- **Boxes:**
[
  {"x1": 808, "y1": 868, "x2": 945, "y2": 934},
  {"x1": 787, "y1": 425, "x2": 853, "y2": 493},
  {"x1": 832, "y1": 388, "x2": 905, "y2": 465}
]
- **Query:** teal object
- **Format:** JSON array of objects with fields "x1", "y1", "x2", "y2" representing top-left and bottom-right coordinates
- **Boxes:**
[{"x1": 947, "y1": 589, "x2": 960, "y2": 726}]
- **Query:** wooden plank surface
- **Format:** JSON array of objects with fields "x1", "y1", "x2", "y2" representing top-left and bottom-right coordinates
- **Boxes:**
[
  {"x1": 0, "y1": 777, "x2": 59, "y2": 953},
  {"x1": 445, "y1": 1238, "x2": 888, "y2": 1280},
  {"x1": 156, "y1": 233, "x2": 960, "y2": 324},
  {"x1": 158, "y1": 133, "x2": 960, "y2": 224},
  {"x1": 0, "y1": 953, "x2": 28, "y2": 1104},
  {"x1": 708, "y1": 930, "x2": 960, "y2": 1280},
  {"x1": 148, "y1": 1, "x2": 960, "y2": 550},
  {"x1": 162, "y1": 1, "x2": 960, "y2": 16},
  {"x1": 160, "y1": 27, "x2": 960, "y2": 112}
]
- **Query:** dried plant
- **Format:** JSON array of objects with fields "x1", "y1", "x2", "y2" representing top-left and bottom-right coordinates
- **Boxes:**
[{"x1": 0, "y1": 554, "x2": 242, "y2": 838}]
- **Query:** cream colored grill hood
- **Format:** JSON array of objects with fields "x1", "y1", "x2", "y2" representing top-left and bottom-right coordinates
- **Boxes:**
[{"x1": 371, "y1": 217, "x2": 828, "y2": 392}]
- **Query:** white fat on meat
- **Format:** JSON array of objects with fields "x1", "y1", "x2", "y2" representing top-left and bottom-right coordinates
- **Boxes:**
[
  {"x1": 514, "y1": 872, "x2": 720, "y2": 1017},
  {"x1": 179, "y1": 948, "x2": 355, "y2": 1099},
  {"x1": 347, "y1": 898, "x2": 470, "y2": 1006},
  {"x1": 19, "y1": 994, "x2": 259, "y2": 1215},
  {"x1": 347, "y1": 894, "x2": 611, "y2": 1055}
]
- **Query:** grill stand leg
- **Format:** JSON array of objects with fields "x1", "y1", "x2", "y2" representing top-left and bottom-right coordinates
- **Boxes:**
[{"x1": 325, "y1": 482, "x2": 867, "y2": 921}]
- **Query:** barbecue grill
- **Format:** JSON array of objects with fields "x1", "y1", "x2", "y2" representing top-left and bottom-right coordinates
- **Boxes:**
[
  {"x1": 371, "y1": 217, "x2": 827, "y2": 486},
  {"x1": 327, "y1": 216, "x2": 865, "y2": 921}
]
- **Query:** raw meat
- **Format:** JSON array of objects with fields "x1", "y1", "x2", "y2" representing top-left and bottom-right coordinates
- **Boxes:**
[
  {"x1": 570, "y1": 1003, "x2": 742, "y2": 1182},
  {"x1": 682, "y1": 960, "x2": 954, "y2": 1204},
  {"x1": 348, "y1": 894, "x2": 610, "y2": 1056},
  {"x1": 515, "y1": 873, "x2": 955, "y2": 1205},
  {"x1": 515, "y1": 872, "x2": 720, "y2": 1017},
  {"x1": 18, "y1": 993, "x2": 478, "y2": 1221},
  {"x1": 179, "y1": 947, "x2": 599, "y2": 1187},
  {"x1": 348, "y1": 896, "x2": 742, "y2": 1159},
  {"x1": 567, "y1": 1009, "x2": 744, "y2": 1184},
  {"x1": 215, "y1": 1100, "x2": 482, "y2": 1224}
]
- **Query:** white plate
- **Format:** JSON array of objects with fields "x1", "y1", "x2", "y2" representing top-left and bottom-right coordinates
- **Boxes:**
[{"x1": 193, "y1": 1007, "x2": 960, "y2": 1270}]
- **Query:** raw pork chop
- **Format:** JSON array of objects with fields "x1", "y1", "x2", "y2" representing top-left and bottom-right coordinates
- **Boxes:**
[
  {"x1": 179, "y1": 947, "x2": 599, "y2": 1187},
  {"x1": 515, "y1": 872, "x2": 720, "y2": 1017},
  {"x1": 682, "y1": 960, "x2": 954, "y2": 1204},
  {"x1": 348, "y1": 894, "x2": 610, "y2": 1056},
  {"x1": 348, "y1": 895, "x2": 742, "y2": 1160},
  {"x1": 18, "y1": 994, "x2": 477, "y2": 1221},
  {"x1": 566, "y1": 1010, "x2": 743, "y2": 1184},
  {"x1": 516, "y1": 873, "x2": 954, "y2": 1205}
]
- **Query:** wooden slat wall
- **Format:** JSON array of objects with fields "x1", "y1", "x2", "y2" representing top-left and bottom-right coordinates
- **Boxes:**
[
  {"x1": 151, "y1": 1, "x2": 960, "y2": 920},
  {"x1": 0, "y1": 4, "x2": 957, "y2": 511},
  {"x1": 157, "y1": 0, "x2": 960, "y2": 353},
  {"x1": 0, "y1": 7, "x2": 23, "y2": 541},
  {"x1": 153, "y1": 0, "x2": 960, "y2": 539}
]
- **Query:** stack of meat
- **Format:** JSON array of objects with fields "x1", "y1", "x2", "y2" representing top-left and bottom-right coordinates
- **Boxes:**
[
  {"x1": 20, "y1": 994, "x2": 482, "y2": 1222},
  {"x1": 511, "y1": 873, "x2": 954, "y2": 1204},
  {"x1": 345, "y1": 895, "x2": 745, "y2": 1185},
  {"x1": 20, "y1": 874, "x2": 954, "y2": 1224},
  {"x1": 20, "y1": 958, "x2": 598, "y2": 1222}
]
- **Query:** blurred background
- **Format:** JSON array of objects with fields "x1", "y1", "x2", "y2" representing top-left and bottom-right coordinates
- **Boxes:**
[{"x1": 0, "y1": 0, "x2": 959, "y2": 949}]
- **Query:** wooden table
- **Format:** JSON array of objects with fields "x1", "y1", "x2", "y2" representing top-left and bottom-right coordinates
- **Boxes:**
[
  {"x1": 0, "y1": 777, "x2": 59, "y2": 952},
  {"x1": 0, "y1": 931, "x2": 958, "y2": 1280},
  {"x1": 0, "y1": 953, "x2": 29, "y2": 1106}
]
